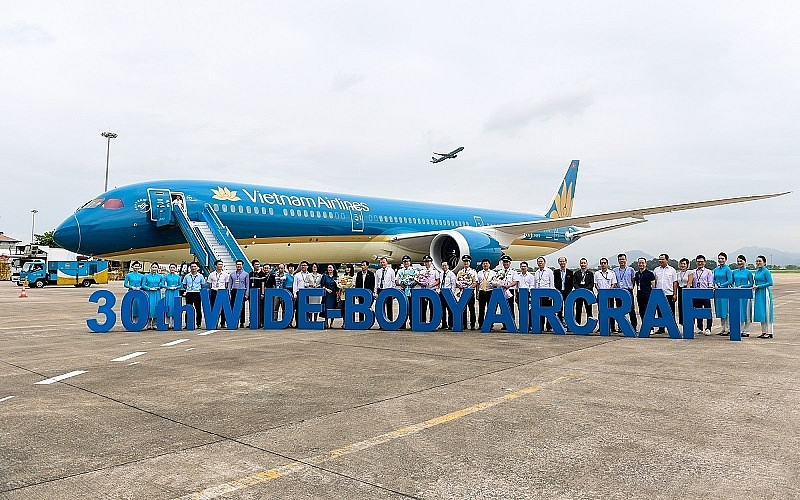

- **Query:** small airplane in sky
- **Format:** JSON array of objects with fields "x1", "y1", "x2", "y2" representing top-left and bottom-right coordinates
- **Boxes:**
[
  {"x1": 431, "y1": 147, "x2": 464, "y2": 163},
  {"x1": 53, "y1": 160, "x2": 788, "y2": 274}
]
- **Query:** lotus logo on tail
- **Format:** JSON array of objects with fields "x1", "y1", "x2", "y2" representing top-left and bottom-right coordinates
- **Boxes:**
[
  {"x1": 548, "y1": 180, "x2": 575, "y2": 218},
  {"x1": 211, "y1": 186, "x2": 241, "y2": 201}
]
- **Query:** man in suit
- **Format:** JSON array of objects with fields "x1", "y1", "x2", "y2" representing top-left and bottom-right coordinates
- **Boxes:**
[
  {"x1": 553, "y1": 256, "x2": 574, "y2": 328},
  {"x1": 355, "y1": 260, "x2": 376, "y2": 322},
  {"x1": 572, "y1": 258, "x2": 594, "y2": 325}
]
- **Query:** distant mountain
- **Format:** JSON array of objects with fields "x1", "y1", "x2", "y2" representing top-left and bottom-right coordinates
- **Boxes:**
[
  {"x1": 730, "y1": 246, "x2": 800, "y2": 266},
  {"x1": 607, "y1": 249, "x2": 655, "y2": 263}
]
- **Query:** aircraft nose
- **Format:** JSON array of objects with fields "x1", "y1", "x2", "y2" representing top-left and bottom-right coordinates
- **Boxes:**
[{"x1": 53, "y1": 215, "x2": 82, "y2": 253}]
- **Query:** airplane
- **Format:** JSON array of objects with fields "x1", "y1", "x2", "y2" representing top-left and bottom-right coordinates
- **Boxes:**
[
  {"x1": 53, "y1": 160, "x2": 788, "y2": 274},
  {"x1": 431, "y1": 147, "x2": 464, "y2": 163}
]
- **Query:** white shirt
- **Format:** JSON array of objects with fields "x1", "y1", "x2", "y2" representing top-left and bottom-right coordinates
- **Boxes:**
[
  {"x1": 376, "y1": 266, "x2": 396, "y2": 290},
  {"x1": 516, "y1": 271, "x2": 536, "y2": 290},
  {"x1": 207, "y1": 270, "x2": 230, "y2": 290},
  {"x1": 440, "y1": 270, "x2": 457, "y2": 290},
  {"x1": 419, "y1": 266, "x2": 440, "y2": 290},
  {"x1": 476, "y1": 269, "x2": 496, "y2": 291},
  {"x1": 595, "y1": 269, "x2": 617, "y2": 290},
  {"x1": 654, "y1": 265, "x2": 678, "y2": 295},
  {"x1": 534, "y1": 267, "x2": 555, "y2": 289},
  {"x1": 293, "y1": 271, "x2": 309, "y2": 295}
]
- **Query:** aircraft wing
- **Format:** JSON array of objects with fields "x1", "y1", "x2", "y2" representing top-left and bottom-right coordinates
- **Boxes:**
[
  {"x1": 430, "y1": 157, "x2": 446, "y2": 163},
  {"x1": 389, "y1": 191, "x2": 789, "y2": 251},
  {"x1": 483, "y1": 191, "x2": 789, "y2": 247}
]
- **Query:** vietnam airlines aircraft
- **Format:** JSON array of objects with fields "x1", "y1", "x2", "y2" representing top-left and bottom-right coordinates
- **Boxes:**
[
  {"x1": 431, "y1": 147, "x2": 465, "y2": 163},
  {"x1": 53, "y1": 160, "x2": 787, "y2": 273}
]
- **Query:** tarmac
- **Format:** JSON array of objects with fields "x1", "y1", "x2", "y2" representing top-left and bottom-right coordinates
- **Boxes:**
[{"x1": 1, "y1": 276, "x2": 798, "y2": 499}]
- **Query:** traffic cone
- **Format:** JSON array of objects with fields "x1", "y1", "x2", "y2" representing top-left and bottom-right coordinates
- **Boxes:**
[{"x1": 19, "y1": 283, "x2": 28, "y2": 298}]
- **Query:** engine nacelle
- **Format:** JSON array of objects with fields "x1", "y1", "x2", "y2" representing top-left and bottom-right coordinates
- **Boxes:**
[{"x1": 429, "y1": 229, "x2": 503, "y2": 271}]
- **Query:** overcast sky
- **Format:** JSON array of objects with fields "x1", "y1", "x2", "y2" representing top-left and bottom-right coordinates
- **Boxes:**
[{"x1": 1, "y1": 2, "x2": 798, "y2": 262}]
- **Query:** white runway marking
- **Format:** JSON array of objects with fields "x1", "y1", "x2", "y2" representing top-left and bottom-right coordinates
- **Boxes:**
[
  {"x1": 0, "y1": 396, "x2": 14, "y2": 403},
  {"x1": 128, "y1": 361, "x2": 140, "y2": 366},
  {"x1": 186, "y1": 347, "x2": 195, "y2": 351},
  {"x1": 197, "y1": 330, "x2": 218, "y2": 336},
  {"x1": 35, "y1": 370, "x2": 87, "y2": 385},
  {"x1": 161, "y1": 338, "x2": 190, "y2": 347},
  {"x1": 111, "y1": 352, "x2": 147, "y2": 362}
]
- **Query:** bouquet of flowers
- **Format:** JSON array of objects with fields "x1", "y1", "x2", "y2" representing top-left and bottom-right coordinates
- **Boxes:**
[
  {"x1": 493, "y1": 267, "x2": 515, "y2": 299},
  {"x1": 397, "y1": 268, "x2": 416, "y2": 297},
  {"x1": 336, "y1": 274, "x2": 355, "y2": 302},
  {"x1": 456, "y1": 269, "x2": 476, "y2": 298},
  {"x1": 415, "y1": 268, "x2": 432, "y2": 288}
]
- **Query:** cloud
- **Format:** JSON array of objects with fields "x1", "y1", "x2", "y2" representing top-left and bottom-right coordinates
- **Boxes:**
[
  {"x1": 483, "y1": 92, "x2": 593, "y2": 134},
  {"x1": 0, "y1": 22, "x2": 54, "y2": 46},
  {"x1": 332, "y1": 73, "x2": 367, "y2": 93}
]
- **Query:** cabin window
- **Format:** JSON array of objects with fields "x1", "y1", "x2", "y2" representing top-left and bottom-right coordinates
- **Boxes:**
[
  {"x1": 246, "y1": 206, "x2": 251, "y2": 214},
  {"x1": 213, "y1": 204, "x2": 219, "y2": 211},
  {"x1": 290, "y1": 209, "x2": 295, "y2": 216},
  {"x1": 322, "y1": 211, "x2": 327, "y2": 219},
  {"x1": 222, "y1": 205, "x2": 228, "y2": 212},
  {"x1": 81, "y1": 198, "x2": 105, "y2": 209},
  {"x1": 310, "y1": 211, "x2": 315, "y2": 218},
  {"x1": 314, "y1": 211, "x2": 320, "y2": 218},
  {"x1": 328, "y1": 211, "x2": 333, "y2": 218},
  {"x1": 283, "y1": 208, "x2": 288, "y2": 216},
  {"x1": 303, "y1": 210, "x2": 308, "y2": 217},
  {"x1": 268, "y1": 207, "x2": 274, "y2": 215},
  {"x1": 101, "y1": 198, "x2": 124, "y2": 210},
  {"x1": 238, "y1": 205, "x2": 243, "y2": 214}
]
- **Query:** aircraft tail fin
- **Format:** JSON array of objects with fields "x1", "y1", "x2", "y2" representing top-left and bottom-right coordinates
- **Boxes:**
[{"x1": 546, "y1": 160, "x2": 580, "y2": 218}]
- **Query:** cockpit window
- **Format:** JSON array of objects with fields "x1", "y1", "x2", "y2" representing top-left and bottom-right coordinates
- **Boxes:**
[
  {"x1": 81, "y1": 198, "x2": 105, "y2": 209},
  {"x1": 102, "y1": 198, "x2": 124, "y2": 209}
]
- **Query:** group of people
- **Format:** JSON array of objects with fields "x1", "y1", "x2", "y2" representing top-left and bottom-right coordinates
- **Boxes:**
[{"x1": 122, "y1": 251, "x2": 776, "y2": 338}]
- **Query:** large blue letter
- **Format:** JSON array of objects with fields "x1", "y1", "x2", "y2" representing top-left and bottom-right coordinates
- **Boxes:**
[
  {"x1": 375, "y1": 288, "x2": 406, "y2": 331},
  {"x1": 297, "y1": 288, "x2": 324, "y2": 330},
  {"x1": 344, "y1": 288, "x2": 375, "y2": 330},
  {"x1": 517, "y1": 288, "x2": 530, "y2": 334},
  {"x1": 87, "y1": 289, "x2": 116, "y2": 333},
  {"x1": 441, "y1": 288, "x2": 471, "y2": 332},
  {"x1": 411, "y1": 289, "x2": 442, "y2": 332},
  {"x1": 264, "y1": 289, "x2": 293, "y2": 329},
  {"x1": 681, "y1": 288, "x2": 713, "y2": 339},
  {"x1": 482, "y1": 289, "x2": 516, "y2": 333},
  {"x1": 716, "y1": 288, "x2": 751, "y2": 342},
  {"x1": 639, "y1": 290, "x2": 680, "y2": 338},
  {"x1": 530, "y1": 289, "x2": 563, "y2": 334},
  {"x1": 597, "y1": 289, "x2": 635, "y2": 337},
  {"x1": 173, "y1": 297, "x2": 196, "y2": 331},
  {"x1": 563, "y1": 288, "x2": 597, "y2": 336},
  {"x1": 121, "y1": 290, "x2": 148, "y2": 332}
]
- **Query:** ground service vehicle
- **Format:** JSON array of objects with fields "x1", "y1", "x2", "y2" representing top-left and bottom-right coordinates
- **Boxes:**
[{"x1": 19, "y1": 260, "x2": 109, "y2": 288}]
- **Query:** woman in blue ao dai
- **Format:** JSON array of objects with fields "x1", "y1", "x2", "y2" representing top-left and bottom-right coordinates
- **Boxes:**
[
  {"x1": 713, "y1": 252, "x2": 733, "y2": 335},
  {"x1": 731, "y1": 255, "x2": 754, "y2": 337},
  {"x1": 143, "y1": 262, "x2": 165, "y2": 330},
  {"x1": 753, "y1": 255, "x2": 774, "y2": 339},
  {"x1": 123, "y1": 261, "x2": 145, "y2": 323},
  {"x1": 162, "y1": 263, "x2": 182, "y2": 329}
]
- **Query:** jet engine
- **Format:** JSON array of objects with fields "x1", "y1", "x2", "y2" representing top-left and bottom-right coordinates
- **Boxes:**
[{"x1": 429, "y1": 229, "x2": 503, "y2": 271}]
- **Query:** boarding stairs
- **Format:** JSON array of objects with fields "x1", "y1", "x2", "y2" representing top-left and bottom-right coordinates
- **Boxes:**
[{"x1": 172, "y1": 203, "x2": 252, "y2": 274}]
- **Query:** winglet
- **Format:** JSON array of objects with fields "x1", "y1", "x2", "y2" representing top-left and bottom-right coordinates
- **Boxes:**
[{"x1": 546, "y1": 160, "x2": 580, "y2": 218}]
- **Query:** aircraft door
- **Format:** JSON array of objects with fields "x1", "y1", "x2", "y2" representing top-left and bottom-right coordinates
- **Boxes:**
[
  {"x1": 350, "y1": 210, "x2": 364, "y2": 232},
  {"x1": 473, "y1": 216, "x2": 484, "y2": 227},
  {"x1": 147, "y1": 188, "x2": 174, "y2": 227}
]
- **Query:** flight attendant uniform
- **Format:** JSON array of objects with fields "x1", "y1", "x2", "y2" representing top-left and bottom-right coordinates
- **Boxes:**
[
  {"x1": 732, "y1": 267, "x2": 754, "y2": 336},
  {"x1": 143, "y1": 271, "x2": 164, "y2": 328},
  {"x1": 123, "y1": 270, "x2": 145, "y2": 322},
  {"x1": 713, "y1": 264, "x2": 733, "y2": 333},
  {"x1": 162, "y1": 271, "x2": 182, "y2": 328},
  {"x1": 753, "y1": 266, "x2": 774, "y2": 337}
]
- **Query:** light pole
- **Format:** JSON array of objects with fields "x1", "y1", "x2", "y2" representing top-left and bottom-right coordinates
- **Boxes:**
[
  {"x1": 30, "y1": 209, "x2": 38, "y2": 244},
  {"x1": 101, "y1": 131, "x2": 118, "y2": 192}
]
